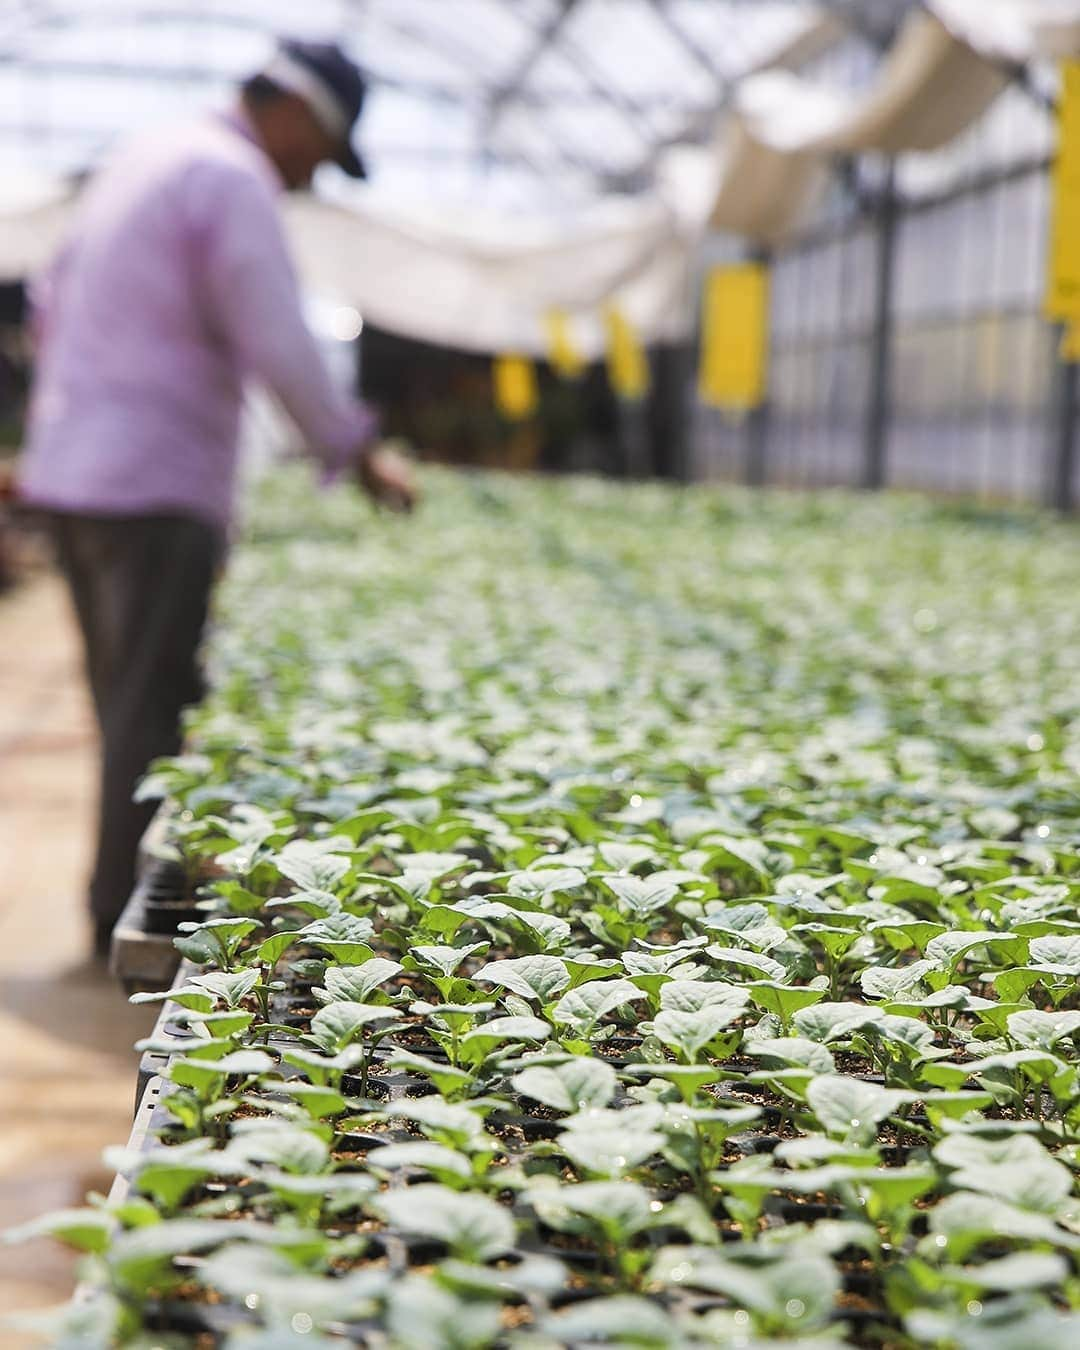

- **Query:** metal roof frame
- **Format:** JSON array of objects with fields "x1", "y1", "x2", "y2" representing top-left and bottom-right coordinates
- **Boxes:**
[{"x1": 0, "y1": 0, "x2": 1013, "y2": 203}]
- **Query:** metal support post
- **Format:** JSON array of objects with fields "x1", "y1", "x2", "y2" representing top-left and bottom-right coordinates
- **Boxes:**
[
  {"x1": 863, "y1": 163, "x2": 897, "y2": 490},
  {"x1": 1048, "y1": 328, "x2": 1078, "y2": 512},
  {"x1": 745, "y1": 247, "x2": 772, "y2": 488},
  {"x1": 745, "y1": 401, "x2": 770, "y2": 487},
  {"x1": 648, "y1": 343, "x2": 692, "y2": 481},
  {"x1": 618, "y1": 398, "x2": 651, "y2": 479}
]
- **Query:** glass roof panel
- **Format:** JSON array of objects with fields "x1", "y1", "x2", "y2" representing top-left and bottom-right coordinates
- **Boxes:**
[
  {"x1": 0, "y1": 0, "x2": 851, "y2": 210},
  {"x1": 558, "y1": 0, "x2": 718, "y2": 105},
  {"x1": 362, "y1": 0, "x2": 557, "y2": 84},
  {"x1": 667, "y1": 1, "x2": 815, "y2": 77}
]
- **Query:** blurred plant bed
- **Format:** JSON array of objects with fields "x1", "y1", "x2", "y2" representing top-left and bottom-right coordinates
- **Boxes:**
[{"x1": 8, "y1": 467, "x2": 1080, "y2": 1347}]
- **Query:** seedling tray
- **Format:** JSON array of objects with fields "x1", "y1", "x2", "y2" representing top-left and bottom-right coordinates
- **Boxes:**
[
  {"x1": 17, "y1": 472, "x2": 1080, "y2": 1350},
  {"x1": 110, "y1": 810, "x2": 188, "y2": 995}
]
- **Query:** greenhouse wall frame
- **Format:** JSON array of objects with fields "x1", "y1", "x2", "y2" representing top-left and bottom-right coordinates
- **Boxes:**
[
  {"x1": 690, "y1": 53, "x2": 1078, "y2": 512},
  {"x1": 692, "y1": 151, "x2": 1080, "y2": 510}
]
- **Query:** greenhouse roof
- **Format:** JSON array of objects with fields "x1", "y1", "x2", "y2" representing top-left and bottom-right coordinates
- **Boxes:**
[{"x1": 0, "y1": 0, "x2": 911, "y2": 209}]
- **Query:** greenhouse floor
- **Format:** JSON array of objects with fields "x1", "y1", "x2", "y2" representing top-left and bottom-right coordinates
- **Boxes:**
[{"x1": 0, "y1": 575, "x2": 155, "y2": 1348}]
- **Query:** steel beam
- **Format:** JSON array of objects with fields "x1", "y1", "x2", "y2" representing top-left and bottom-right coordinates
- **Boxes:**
[
  {"x1": 646, "y1": 0, "x2": 727, "y2": 88},
  {"x1": 0, "y1": 52, "x2": 597, "y2": 108},
  {"x1": 484, "y1": 0, "x2": 577, "y2": 133},
  {"x1": 1048, "y1": 331, "x2": 1079, "y2": 512},
  {"x1": 863, "y1": 163, "x2": 898, "y2": 490}
]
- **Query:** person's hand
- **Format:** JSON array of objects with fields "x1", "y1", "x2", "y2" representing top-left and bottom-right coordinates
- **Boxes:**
[{"x1": 357, "y1": 442, "x2": 418, "y2": 513}]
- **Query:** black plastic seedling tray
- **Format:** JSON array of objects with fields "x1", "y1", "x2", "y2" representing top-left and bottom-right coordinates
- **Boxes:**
[{"x1": 110, "y1": 811, "x2": 190, "y2": 994}]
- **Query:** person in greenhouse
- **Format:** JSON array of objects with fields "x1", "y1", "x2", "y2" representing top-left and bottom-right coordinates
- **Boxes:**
[{"x1": 16, "y1": 38, "x2": 415, "y2": 959}]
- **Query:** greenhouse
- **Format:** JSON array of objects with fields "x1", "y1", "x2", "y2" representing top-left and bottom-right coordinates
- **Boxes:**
[{"x1": 2, "y1": 3, "x2": 1080, "y2": 1348}]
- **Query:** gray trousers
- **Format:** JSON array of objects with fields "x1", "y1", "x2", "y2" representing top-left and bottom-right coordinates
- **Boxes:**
[{"x1": 50, "y1": 512, "x2": 223, "y2": 934}]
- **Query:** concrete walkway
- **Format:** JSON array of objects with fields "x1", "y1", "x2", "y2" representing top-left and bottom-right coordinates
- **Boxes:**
[{"x1": 0, "y1": 575, "x2": 156, "y2": 1348}]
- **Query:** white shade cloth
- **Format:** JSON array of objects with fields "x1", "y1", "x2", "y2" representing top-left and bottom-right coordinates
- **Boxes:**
[
  {"x1": 709, "y1": 13, "x2": 1010, "y2": 242},
  {"x1": 0, "y1": 9, "x2": 1045, "y2": 349},
  {"x1": 928, "y1": 0, "x2": 1080, "y2": 63}
]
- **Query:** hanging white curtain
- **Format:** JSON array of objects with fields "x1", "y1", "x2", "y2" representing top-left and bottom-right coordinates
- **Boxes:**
[
  {"x1": 928, "y1": 0, "x2": 1080, "y2": 62},
  {"x1": 0, "y1": 9, "x2": 1039, "y2": 350},
  {"x1": 709, "y1": 12, "x2": 1010, "y2": 242}
]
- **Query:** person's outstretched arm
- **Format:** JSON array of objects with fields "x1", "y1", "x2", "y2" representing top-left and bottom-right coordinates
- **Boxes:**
[{"x1": 195, "y1": 164, "x2": 414, "y2": 509}]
